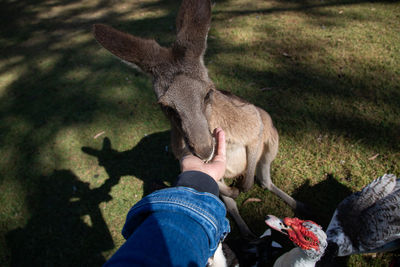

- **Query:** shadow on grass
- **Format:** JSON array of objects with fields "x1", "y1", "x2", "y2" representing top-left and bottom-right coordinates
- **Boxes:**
[
  {"x1": 293, "y1": 174, "x2": 352, "y2": 267},
  {"x1": 82, "y1": 131, "x2": 180, "y2": 197},
  {"x1": 214, "y1": 0, "x2": 397, "y2": 19},
  {"x1": 205, "y1": 23, "x2": 399, "y2": 151},
  {"x1": 1, "y1": 1, "x2": 179, "y2": 264},
  {"x1": 5, "y1": 131, "x2": 179, "y2": 266},
  {"x1": 292, "y1": 174, "x2": 353, "y2": 227},
  {"x1": 6, "y1": 170, "x2": 114, "y2": 266}
]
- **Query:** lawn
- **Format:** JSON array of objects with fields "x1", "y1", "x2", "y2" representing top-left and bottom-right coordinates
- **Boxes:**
[{"x1": 0, "y1": 0, "x2": 399, "y2": 266}]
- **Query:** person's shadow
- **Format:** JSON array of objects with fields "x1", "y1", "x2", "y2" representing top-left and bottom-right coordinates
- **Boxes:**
[
  {"x1": 6, "y1": 131, "x2": 179, "y2": 266},
  {"x1": 81, "y1": 130, "x2": 180, "y2": 197},
  {"x1": 292, "y1": 173, "x2": 353, "y2": 227},
  {"x1": 6, "y1": 170, "x2": 115, "y2": 266}
]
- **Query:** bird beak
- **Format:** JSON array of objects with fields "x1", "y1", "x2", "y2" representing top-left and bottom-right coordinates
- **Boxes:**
[{"x1": 265, "y1": 215, "x2": 290, "y2": 235}]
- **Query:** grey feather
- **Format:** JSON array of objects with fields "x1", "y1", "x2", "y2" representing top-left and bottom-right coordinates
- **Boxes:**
[
  {"x1": 359, "y1": 188, "x2": 400, "y2": 249},
  {"x1": 328, "y1": 174, "x2": 400, "y2": 255},
  {"x1": 340, "y1": 174, "x2": 396, "y2": 212}
]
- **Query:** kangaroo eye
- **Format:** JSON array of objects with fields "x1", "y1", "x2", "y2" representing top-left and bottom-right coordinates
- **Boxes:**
[{"x1": 204, "y1": 90, "x2": 212, "y2": 102}]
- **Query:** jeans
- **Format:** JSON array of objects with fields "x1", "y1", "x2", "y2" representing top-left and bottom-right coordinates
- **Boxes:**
[{"x1": 104, "y1": 186, "x2": 230, "y2": 267}]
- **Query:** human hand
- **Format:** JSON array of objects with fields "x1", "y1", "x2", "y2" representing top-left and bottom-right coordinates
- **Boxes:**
[{"x1": 180, "y1": 128, "x2": 226, "y2": 182}]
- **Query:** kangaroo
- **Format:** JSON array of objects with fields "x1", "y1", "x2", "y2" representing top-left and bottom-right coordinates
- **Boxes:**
[{"x1": 93, "y1": 0, "x2": 304, "y2": 238}]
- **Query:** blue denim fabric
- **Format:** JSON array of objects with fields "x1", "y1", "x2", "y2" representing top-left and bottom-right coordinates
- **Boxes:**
[{"x1": 104, "y1": 187, "x2": 230, "y2": 267}]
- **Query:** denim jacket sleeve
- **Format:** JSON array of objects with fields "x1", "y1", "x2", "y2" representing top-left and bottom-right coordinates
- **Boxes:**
[{"x1": 104, "y1": 186, "x2": 230, "y2": 267}]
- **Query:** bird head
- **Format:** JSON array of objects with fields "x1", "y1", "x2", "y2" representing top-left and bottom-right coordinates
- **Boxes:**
[{"x1": 265, "y1": 215, "x2": 327, "y2": 260}]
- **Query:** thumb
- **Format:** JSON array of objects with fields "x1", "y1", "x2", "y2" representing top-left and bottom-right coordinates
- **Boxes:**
[{"x1": 212, "y1": 128, "x2": 226, "y2": 162}]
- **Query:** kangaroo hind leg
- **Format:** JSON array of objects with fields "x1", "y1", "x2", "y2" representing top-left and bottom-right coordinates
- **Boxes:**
[
  {"x1": 256, "y1": 134, "x2": 306, "y2": 212},
  {"x1": 220, "y1": 195, "x2": 255, "y2": 240}
]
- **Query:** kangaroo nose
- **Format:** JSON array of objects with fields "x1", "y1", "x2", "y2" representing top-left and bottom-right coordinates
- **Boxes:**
[
  {"x1": 189, "y1": 136, "x2": 214, "y2": 162},
  {"x1": 194, "y1": 143, "x2": 214, "y2": 162},
  {"x1": 203, "y1": 136, "x2": 216, "y2": 162}
]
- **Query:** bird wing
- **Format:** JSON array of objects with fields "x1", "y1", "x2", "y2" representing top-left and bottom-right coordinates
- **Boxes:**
[
  {"x1": 358, "y1": 188, "x2": 400, "y2": 250},
  {"x1": 338, "y1": 174, "x2": 397, "y2": 215},
  {"x1": 332, "y1": 174, "x2": 398, "y2": 254}
]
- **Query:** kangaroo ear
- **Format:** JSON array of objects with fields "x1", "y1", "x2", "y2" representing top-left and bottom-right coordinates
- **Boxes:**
[
  {"x1": 93, "y1": 24, "x2": 171, "y2": 74},
  {"x1": 81, "y1": 137, "x2": 112, "y2": 157},
  {"x1": 174, "y1": 0, "x2": 212, "y2": 59}
]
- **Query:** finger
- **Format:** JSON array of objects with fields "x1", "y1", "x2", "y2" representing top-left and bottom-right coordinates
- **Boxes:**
[{"x1": 215, "y1": 127, "x2": 226, "y2": 159}]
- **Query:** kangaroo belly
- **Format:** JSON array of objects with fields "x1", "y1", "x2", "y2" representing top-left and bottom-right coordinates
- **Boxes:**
[{"x1": 224, "y1": 143, "x2": 246, "y2": 178}]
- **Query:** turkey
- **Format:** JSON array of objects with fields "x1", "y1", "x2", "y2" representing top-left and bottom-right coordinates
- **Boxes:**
[
  {"x1": 266, "y1": 216, "x2": 327, "y2": 267},
  {"x1": 265, "y1": 173, "x2": 400, "y2": 266}
]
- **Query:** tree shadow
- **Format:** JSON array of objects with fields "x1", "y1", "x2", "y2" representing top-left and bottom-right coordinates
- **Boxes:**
[
  {"x1": 213, "y1": 0, "x2": 397, "y2": 19},
  {"x1": 82, "y1": 130, "x2": 180, "y2": 197},
  {"x1": 1, "y1": 1, "x2": 178, "y2": 265},
  {"x1": 6, "y1": 170, "x2": 114, "y2": 266},
  {"x1": 205, "y1": 21, "x2": 399, "y2": 152}
]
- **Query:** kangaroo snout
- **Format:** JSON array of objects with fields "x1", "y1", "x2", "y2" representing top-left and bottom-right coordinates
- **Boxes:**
[{"x1": 186, "y1": 131, "x2": 215, "y2": 162}]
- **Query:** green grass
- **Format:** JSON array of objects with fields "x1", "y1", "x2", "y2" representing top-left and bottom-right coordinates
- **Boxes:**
[{"x1": 0, "y1": 0, "x2": 399, "y2": 266}]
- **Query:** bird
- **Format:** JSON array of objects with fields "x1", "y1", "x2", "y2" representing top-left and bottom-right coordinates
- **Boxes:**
[
  {"x1": 325, "y1": 173, "x2": 400, "y2": 256},
  {"x1": 265, "y1": 215, "x2": 327, "y2": 267},
  {"x1": 265, "y1": 173, "x2": 400, "y2": 266}
]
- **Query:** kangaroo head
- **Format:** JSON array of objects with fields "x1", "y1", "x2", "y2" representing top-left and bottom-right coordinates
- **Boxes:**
[{"x1": 93, "y1": 0, "x2": 215, "y2": 160}]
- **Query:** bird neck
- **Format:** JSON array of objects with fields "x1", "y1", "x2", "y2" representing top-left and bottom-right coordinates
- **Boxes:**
[{"x1": 274, "y1": 247, "x2": 321, "y2": 267}]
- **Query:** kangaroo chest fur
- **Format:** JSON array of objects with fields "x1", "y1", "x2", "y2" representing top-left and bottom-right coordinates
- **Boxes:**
[
  {"x1": 205, "y1": 90, "x2": 264, "y2": 178},
  {"x1": 224, "y1": 143, "x2": 247, "y2": 178}
]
